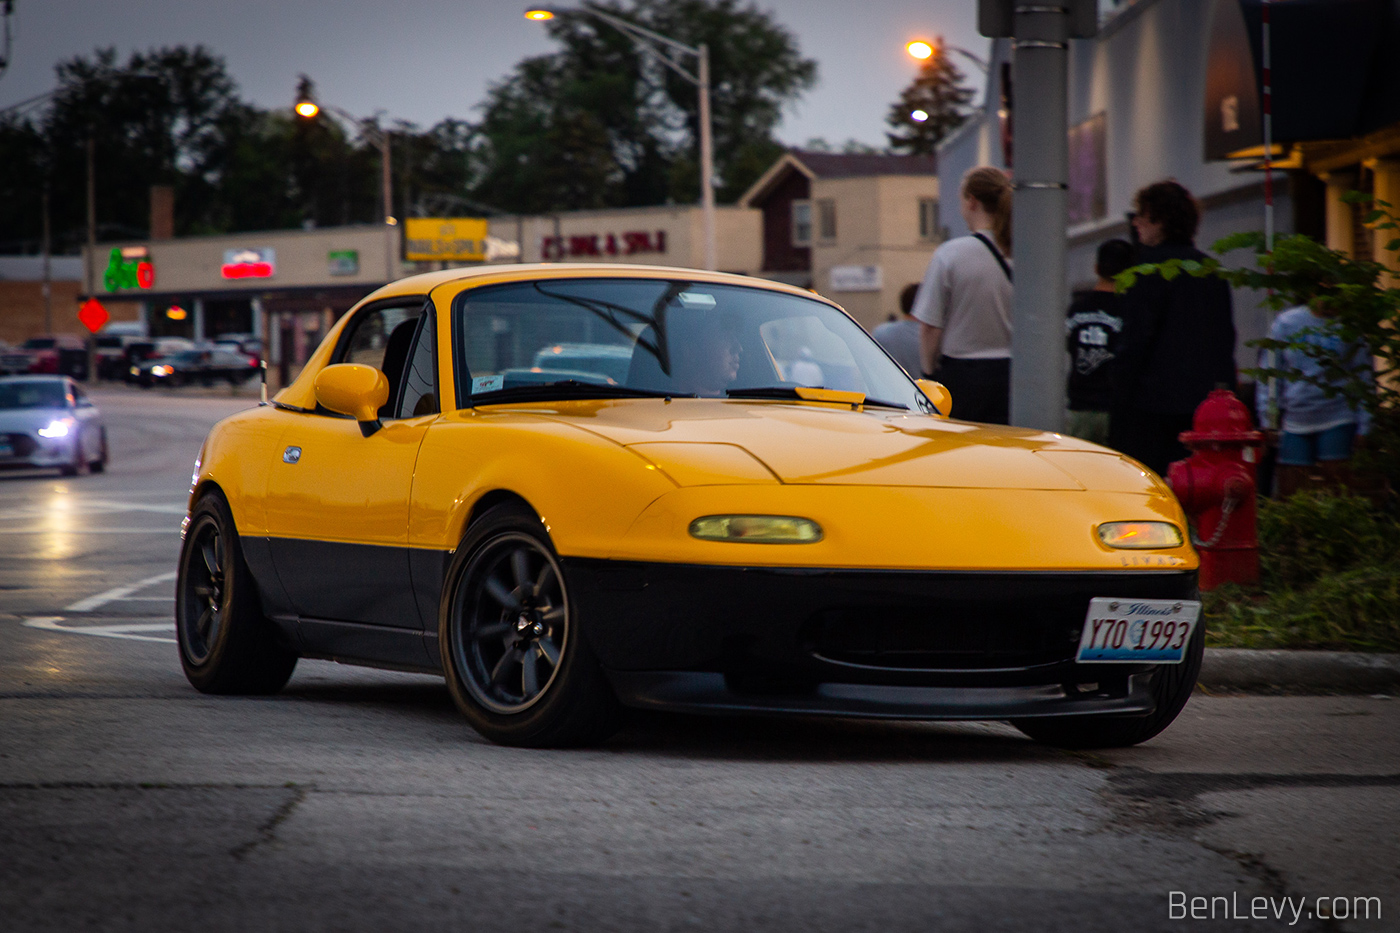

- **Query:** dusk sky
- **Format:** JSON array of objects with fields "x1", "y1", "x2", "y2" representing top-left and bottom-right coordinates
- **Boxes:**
[{"x1": 2, "y1": 0, "x2": 989, "y2": 151}]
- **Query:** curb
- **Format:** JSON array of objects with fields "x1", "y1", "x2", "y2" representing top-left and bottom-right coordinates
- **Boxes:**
[{"x1": 1200, "y1": 648, "x2": 1400, "y2": 694}]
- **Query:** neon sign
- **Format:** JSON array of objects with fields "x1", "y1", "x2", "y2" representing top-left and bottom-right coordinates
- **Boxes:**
[
  {"x1": 221, "y1": 248, "x2": 276, "y2": 279},
  {"x1": 541, "y1": 230, "x2": 667, "y2": 261},
  {"x1": 103, "y1": 247, "x2": 154, "y2": 291}
]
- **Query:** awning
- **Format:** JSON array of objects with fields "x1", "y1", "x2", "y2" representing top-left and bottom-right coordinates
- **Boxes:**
[{"x1": 1204, "y1": 0, "x2": 1400, "y2": 160}]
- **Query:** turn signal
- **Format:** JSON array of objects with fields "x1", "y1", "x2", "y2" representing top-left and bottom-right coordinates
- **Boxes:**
[
  {"x1": 1097, "y1": 521, "x2": 1183, "y2": 549},
  {"x1": 689, "y1": 515, "x2": 823, "y2": 544}
]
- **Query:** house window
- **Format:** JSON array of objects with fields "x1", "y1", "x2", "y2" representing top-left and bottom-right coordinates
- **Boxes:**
[
  {"x1": 918, "y1": 198, "x2": 940, "y2": 241},
  {"x1": 791, "y1": 200, "x2": 812, "y2": 247},
  {"x1": 816, "y1": 199, "x2": 837, "y2": 242}
]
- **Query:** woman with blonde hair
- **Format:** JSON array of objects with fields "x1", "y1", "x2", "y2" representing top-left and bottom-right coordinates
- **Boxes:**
[{"x1": 910, "y1": 165, "x2": 1014, "y2": 423}]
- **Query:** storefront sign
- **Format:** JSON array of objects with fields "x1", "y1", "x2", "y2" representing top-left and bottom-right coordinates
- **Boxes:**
[
  {"x1": 222, "y1": 248, "x2": 275, "y2": 279},
  {"x1": 404, "y1": 218, "x2": 489, "y2": 262},
  {"x1": 328, "y1": 249, "x2": 359, "y2": 276},
  {"x1": 541, "y1": 230, "x2": 667, "y2": 261},
  {"x1": 103, "y1": 246, "x2": 154, "y2": 291},
  {"x1": 829, "y1": 265, "x2": 883, "y2": 292}
]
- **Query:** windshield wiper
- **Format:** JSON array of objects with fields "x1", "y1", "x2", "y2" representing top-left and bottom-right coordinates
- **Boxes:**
[
  {"x1": 471, "y1": 380, "x2": 695, "y2": 405},
  {"x1": 725, "y1": 386, "x2": 908, "y2": 410}
]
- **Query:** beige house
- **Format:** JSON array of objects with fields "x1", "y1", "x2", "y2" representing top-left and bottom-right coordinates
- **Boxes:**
[{"x1": 739, "y1": 151, "x2": 942, "y2": 331}]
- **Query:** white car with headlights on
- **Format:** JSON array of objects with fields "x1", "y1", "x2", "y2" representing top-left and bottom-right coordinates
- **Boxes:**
[{"x1": 0, "y1": 376, "x2": 108, "y2": 476}]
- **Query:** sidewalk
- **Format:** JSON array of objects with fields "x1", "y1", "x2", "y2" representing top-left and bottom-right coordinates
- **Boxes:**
[{"x1": 1201, "y1": 648, "x2": 1400, "y2": 694}]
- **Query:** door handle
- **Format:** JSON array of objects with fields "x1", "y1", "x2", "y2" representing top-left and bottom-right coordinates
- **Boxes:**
[{"x1": 283, "y1": 446, "x2": 302, "y2": 464}]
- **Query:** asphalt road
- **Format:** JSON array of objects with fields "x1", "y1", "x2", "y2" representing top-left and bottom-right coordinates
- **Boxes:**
[{"x1": 1, "y1": 387, "x2": 1397, "y2": 932}]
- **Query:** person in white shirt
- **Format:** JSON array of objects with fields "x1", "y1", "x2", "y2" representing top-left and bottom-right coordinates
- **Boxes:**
[{"x1": 910, "y1": 166, "x2": 1014, "y2": 424}]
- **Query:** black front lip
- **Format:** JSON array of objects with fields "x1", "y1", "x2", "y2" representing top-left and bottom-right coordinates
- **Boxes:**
[
  {"x1": 609, "y1": 670, "x2": 1160, "y2": 720},
  {"x1": 564, "y1": 558, "x2": 1197, "y2": 718}
]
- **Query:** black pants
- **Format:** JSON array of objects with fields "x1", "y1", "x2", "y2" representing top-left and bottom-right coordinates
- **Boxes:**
[
  {"x1": 935, "y1": 356, "x2": 1010, "y2": 425},
  {"x1": 1107, "y1": 409, "x2": 1193, "y2": 477}
]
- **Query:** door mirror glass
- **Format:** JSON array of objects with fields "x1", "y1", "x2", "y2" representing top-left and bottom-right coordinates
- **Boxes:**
[
  {"x1": 314, "y1": 364, "x2": 390, "y2": 424},
  {"x1": 915, "y1": 378, "x2": 951, "y2": 417}
]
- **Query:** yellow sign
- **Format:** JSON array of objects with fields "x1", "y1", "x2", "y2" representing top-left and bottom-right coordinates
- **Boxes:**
[{"x1": 404, "y1": 217, "x2": 490, "y2": 262}]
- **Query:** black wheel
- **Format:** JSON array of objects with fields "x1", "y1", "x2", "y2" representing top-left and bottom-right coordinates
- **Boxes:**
[
  {"x1": 1012, "y1": 619, "x2": 1205, "y2": 749},
  {"x1": 88, "y1": 428, "x2": 108, "y2": 473},
  {"x1": 176, "y1": 490, "x2": 297, "y2": 694},
  {"x1": 441, "y1": 501, "x2": 619, "y2": 747}
]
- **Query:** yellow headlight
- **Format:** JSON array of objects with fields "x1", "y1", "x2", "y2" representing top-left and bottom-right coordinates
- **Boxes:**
[
  {"x1": 1097, "y1": 521, "x2": 1183, "y2": 549},
  {"x1": 689, "y1": 515, "x2": 823, "y2": 544}
]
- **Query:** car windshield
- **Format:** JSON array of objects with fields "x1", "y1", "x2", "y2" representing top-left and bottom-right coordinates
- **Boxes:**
[
  {"x1": 0, "y1": 381, "x2": 67, "y2": 409},
  {"x1": 454, "y1": 278, "x2": 928, "y2": 410},
  {"x1": 22, "y1": 338, "x2": 56, "y2": 350}
]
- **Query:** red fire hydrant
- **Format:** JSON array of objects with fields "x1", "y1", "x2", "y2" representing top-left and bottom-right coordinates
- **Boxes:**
[{"x1": 1166, "y1": 389, "x2": 1263, "y2": 590}]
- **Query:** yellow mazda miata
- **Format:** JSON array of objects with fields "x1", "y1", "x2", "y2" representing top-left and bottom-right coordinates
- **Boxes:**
[{"x1": 177, "y1": 264, "x2": 1203, "y2": 749}]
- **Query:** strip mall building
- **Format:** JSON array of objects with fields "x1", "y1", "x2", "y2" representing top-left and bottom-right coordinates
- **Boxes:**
[{"x1": 59, "y1": 152, "x2": 940, "y2": 383}]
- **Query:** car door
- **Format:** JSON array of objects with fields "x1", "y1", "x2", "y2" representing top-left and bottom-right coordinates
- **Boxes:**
[{"x1": 262, "y1": 299, "x2": 440, "y2": 656}]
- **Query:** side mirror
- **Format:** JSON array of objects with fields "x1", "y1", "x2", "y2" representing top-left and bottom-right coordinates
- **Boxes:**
[
  {"x1": 314, "y1": 363, "x2": 389, "y2": 436},
  {"x1": 915, "y1": 378, "x2": 951, "y2": 418}
]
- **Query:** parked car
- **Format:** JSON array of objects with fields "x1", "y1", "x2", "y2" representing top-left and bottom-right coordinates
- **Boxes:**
[
  {"x1": 177, "y1": 263, "x2": 1202, "y2": 751},
  {"x1": 94, "y1": 333, "x2": 151, "y2": 380},
  {"x1": 214, "y1": 333, "x2": 264, "y2": 358},
  {"x1": 0, "y1": 375, "x2": 107, "y2": 475},
  {"x1": 14, "y1": 335, "x2": 88, "y2": 379},
  {"x1": 134, "y1": 347, "x2": 260, "y2": 388},
  {"x1": 0, "y1": 341, "x2": 27, "y2": 375}
]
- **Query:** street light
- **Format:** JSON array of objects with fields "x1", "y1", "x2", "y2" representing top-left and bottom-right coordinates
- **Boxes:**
[
  {"x1": 294, "y1": 78, "x2": 397, "y2": 281},
  {"x1": 905, "y1": 38, "x2": 990, "y2": 75},
  {"x1": 525, "y1": 4, "x2": 716, "y2": 271}
]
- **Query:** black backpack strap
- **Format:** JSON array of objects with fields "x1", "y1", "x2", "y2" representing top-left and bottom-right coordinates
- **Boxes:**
[{"x1": 972, "y1": 233, "x2": 1013, "y2": 283}]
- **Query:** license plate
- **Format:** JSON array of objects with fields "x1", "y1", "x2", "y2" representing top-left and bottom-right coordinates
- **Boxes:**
[{"x1": 1076, "y1": 597, "x2": 1201, "y2": 663}]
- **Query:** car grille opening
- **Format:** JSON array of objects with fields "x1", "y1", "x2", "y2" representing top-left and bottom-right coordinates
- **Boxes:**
[{"x1": 807, "y1": 599, "x2": 1084, "y2": 670}]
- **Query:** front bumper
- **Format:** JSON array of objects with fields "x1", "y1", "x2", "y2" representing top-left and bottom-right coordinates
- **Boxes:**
[
  {"x1": 0, "y1": 432, "x2": 76, "y2": 469},
  {"x1": 564, "y1": 559, "x2": 1198, "y2": 720}
]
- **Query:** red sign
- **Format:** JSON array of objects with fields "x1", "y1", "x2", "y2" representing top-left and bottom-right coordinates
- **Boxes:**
[
  {"x1": 541, "y1": 230, "x2": 667, "y2": 261},
  {"x1": 78, "y1": 298, "x2": 110, "y2": 334}
]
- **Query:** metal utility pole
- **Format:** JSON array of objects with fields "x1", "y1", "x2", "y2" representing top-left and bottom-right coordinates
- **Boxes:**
[
  {"x1": 526, "y1": 5, "x2": 717, "y2": 270},
  {"x1": 85, "y1": 134, "x2": 97, "y2": 382},
  {"x1": 41, "y1": 180, "x2": 52, "y2": 334},
  {"x1": 979, "y1": 0, "x2": 1096, "y2": 431}
]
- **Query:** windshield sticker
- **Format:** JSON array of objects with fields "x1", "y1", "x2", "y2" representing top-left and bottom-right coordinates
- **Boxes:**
[
  {"x1": 677, "y1": 292, "x2": 716, "y2": 308},
  {"x1": 471, "y1": 375, "x2": 505, "y2": 394}
]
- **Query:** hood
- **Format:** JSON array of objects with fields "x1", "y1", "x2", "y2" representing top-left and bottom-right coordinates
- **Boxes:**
[
  {"x1": 539, "y1": 399, "x2": 1156, "y2": 491},
  {"x1": 0, "y1": 407, "x2": 70, "y2": 433}
]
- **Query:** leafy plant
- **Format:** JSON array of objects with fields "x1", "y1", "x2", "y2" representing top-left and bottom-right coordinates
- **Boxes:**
[
  {"x1": 1115, "y1": 195, "x2": 1400, "y2": 486},
  {"x1": 1204, "y1": 492, "x2": 1400, "y2": 652}
]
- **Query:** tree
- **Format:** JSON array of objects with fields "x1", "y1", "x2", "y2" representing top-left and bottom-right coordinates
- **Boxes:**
[
  {"x1": 472, "y1": 0, "x2": 817, "y2": 212},
  {"x1": 886, "y1": 40, "x2": 974, "y2": 155}
]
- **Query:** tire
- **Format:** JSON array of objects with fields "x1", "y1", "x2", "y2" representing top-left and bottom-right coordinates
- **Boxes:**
[
  {"x1": 440, "y1": 501, "x2": 620, "y2": 747},
  {"x1": 176, "y1": 489, "x2": 297, "y2": 694},
  {"x1": 1012, "y1": 618, "x2": 1205, "y2": 749},
  {"x1": 88, "y1": 428, "x2": 108, "y2": 473}
]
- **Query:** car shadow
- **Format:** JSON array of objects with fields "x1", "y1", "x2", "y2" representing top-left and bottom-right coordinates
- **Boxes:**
[{"x1": 274, "y1": 663, "x2": 1053, "y2": 764}]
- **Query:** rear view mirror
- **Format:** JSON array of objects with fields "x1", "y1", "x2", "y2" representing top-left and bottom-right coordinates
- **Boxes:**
[
  {"x1": 314, "y1": 364, "x2": 389, "y2": 436},
  {"x1": 915, "y1": 379, "x2": 951, "y2": 418}
]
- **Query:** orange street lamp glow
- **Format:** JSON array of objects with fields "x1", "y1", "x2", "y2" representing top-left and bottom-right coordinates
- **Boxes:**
[
  {"x1": 525, "y1": 9, "x2": 555, "y2": 20},
  {"x1": 294, "y1": 101, "x2": 319, "y2": 119},
  {"x1": 906, "y1": 40, "x2": 934, "y2": 60}
]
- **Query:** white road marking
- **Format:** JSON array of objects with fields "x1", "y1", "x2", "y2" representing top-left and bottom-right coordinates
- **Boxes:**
[
  {"x1": 22, "y1": 616, "x2": 175, "y2": 644},
  {"x1": 0, "y1": 499, "x2": 187, "y2": 520},
  {"x1": 0, "y1": 527, "x2": 180, "y2": 534},
  {"x1": 65, "y1": 571, "x2": 178, "y2": 612}
]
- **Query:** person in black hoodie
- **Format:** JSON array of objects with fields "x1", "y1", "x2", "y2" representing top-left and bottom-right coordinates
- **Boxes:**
[{"x1": 1108, "y1": 181, "x2": 1236, "y2": 476}]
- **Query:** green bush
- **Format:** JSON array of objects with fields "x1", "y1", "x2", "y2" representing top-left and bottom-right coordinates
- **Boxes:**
[{"x1": 1204, "y1": 492, "x2": 1400, "y2": 652}]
